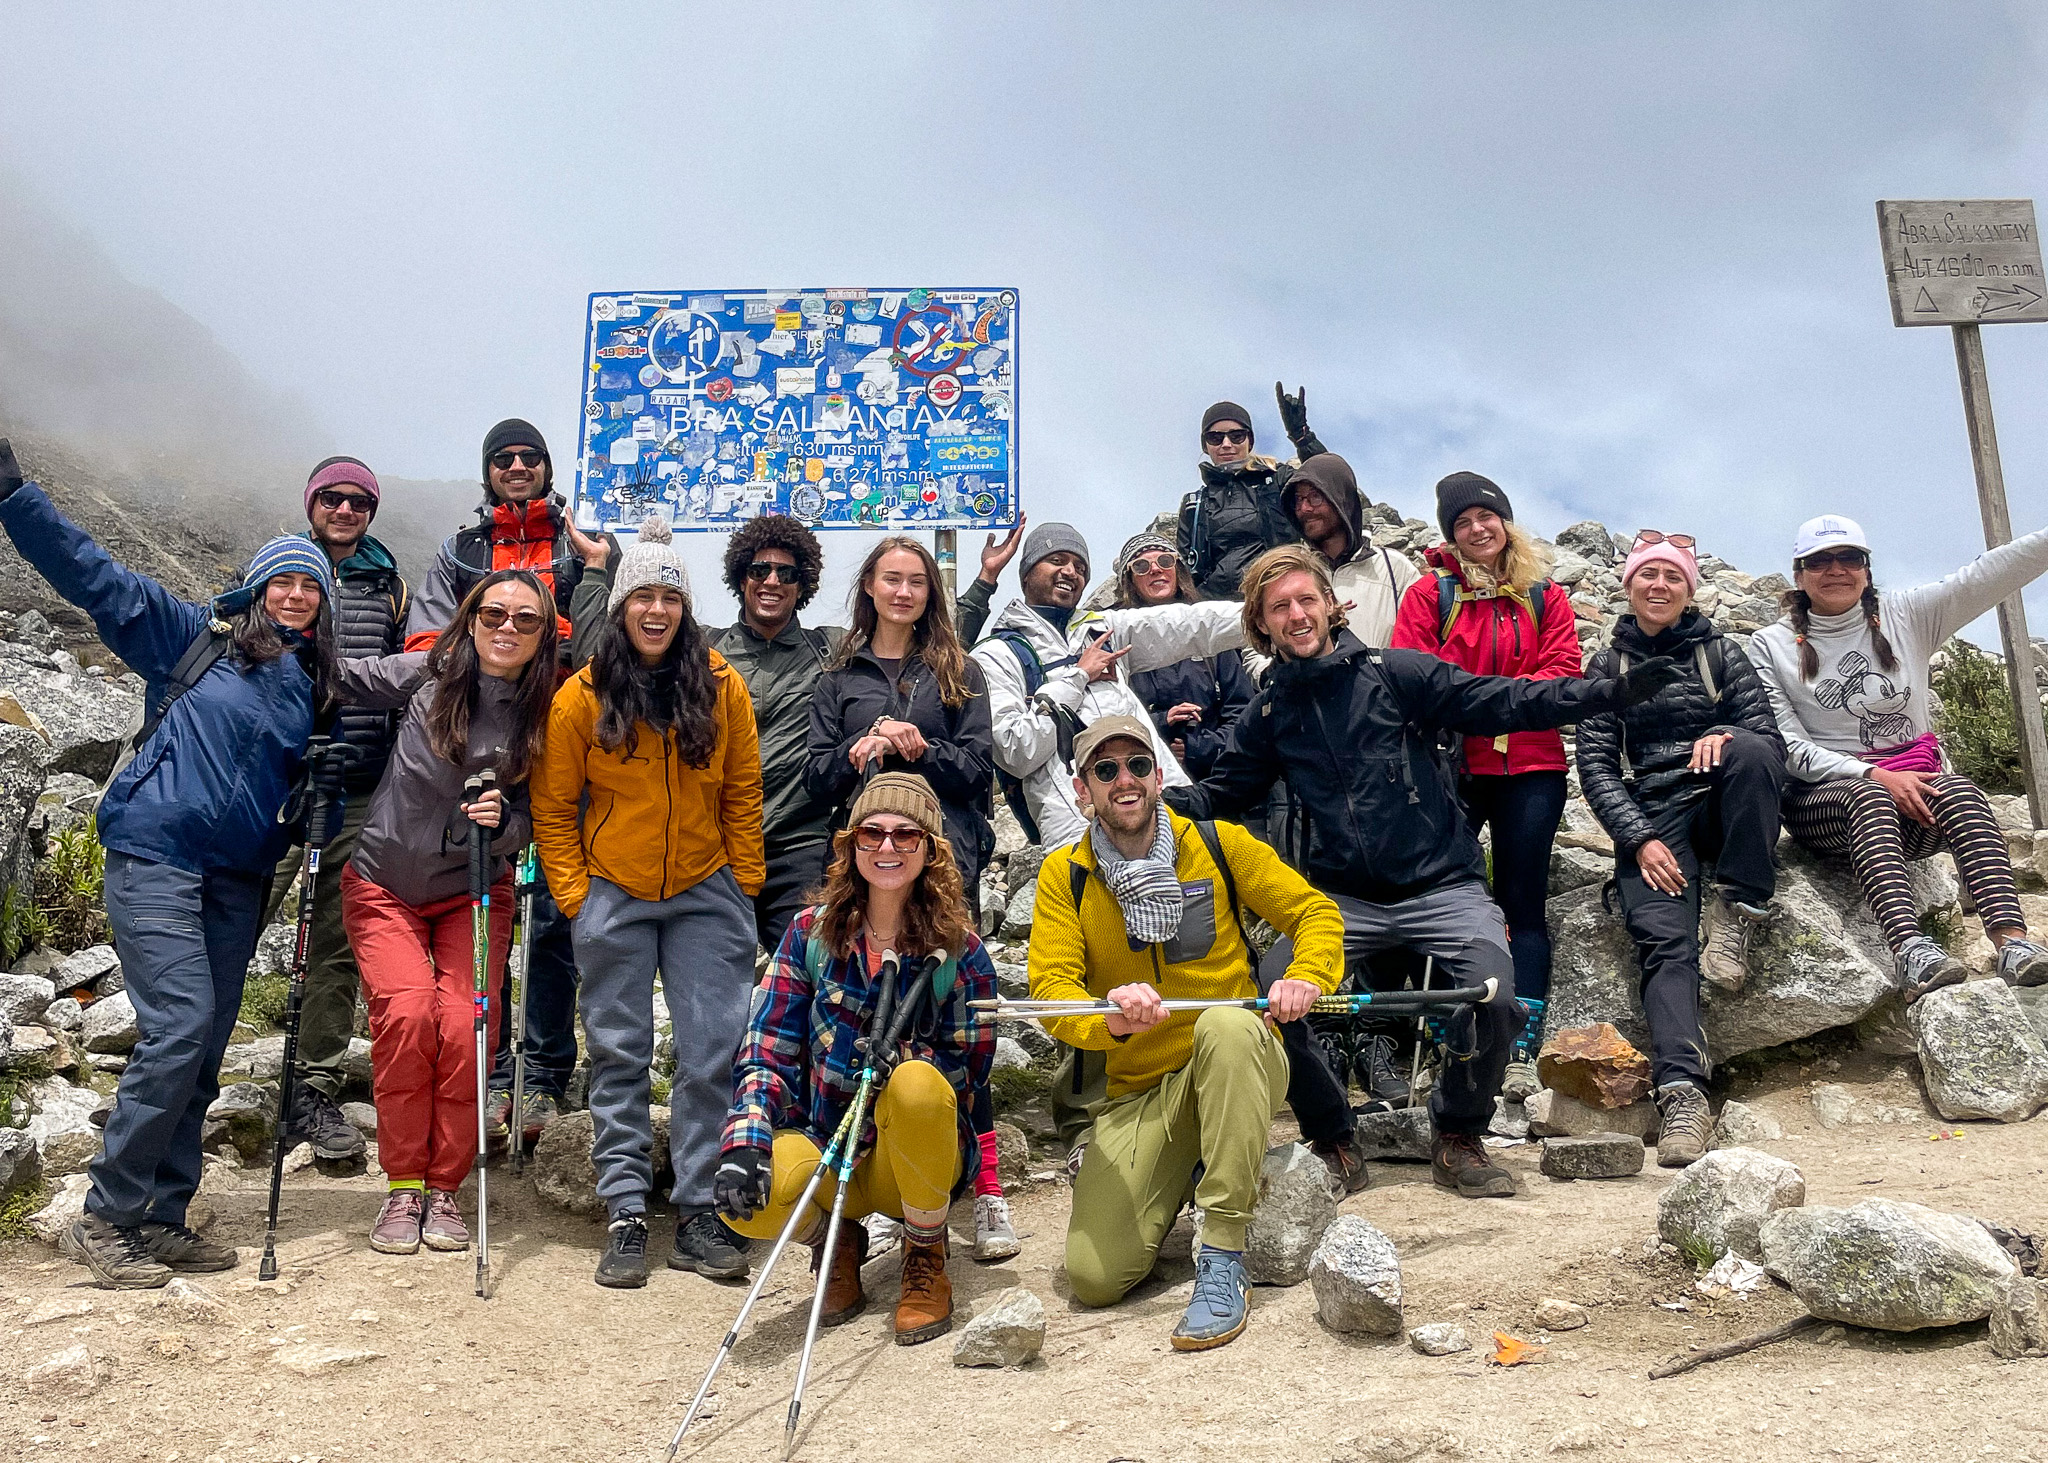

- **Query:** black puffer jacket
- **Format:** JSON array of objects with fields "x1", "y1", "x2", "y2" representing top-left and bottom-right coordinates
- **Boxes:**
[
  {"x1": 1167, "y1": 631, "x2": 1635, "y2": 905},
  {"x1": 326, "y1": 535, "x2": 408, "y2": 794},
  {"x1": 1575, "y1": 611, "x2": 1783, "y2": 855},
  {"x1": 1130, "y1": 649, "x2": 1256, "y2": 779},
  {"x1": 1177, "y1": 448, "x2": 1321, "y2": 600}
]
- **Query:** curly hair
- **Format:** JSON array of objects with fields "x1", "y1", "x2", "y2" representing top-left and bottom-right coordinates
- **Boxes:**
[
  {"x1": 722, "y1": 514, "x2": 823, "y2": 612},
  {"x1": 1238, "y1": 543, "x2": 1348, "y2": 657},
  {"x1": 810, "y1": 824, "x2": 976, "y2": 962}
]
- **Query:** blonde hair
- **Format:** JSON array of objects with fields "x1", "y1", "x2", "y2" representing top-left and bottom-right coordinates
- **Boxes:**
[
  {"x1": 1449, "y1": 519, "x2": 1553, "y2": 595},
  {"x1": 1238, "y1": 544, "x2": 1347, "y2": 657}
]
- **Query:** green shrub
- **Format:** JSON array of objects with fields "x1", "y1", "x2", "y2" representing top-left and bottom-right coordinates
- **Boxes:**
[
  {"x1": 238, "y1": 971, "x2": 291, "y2": 1032},
  {"x1": 1932, "y1": 639, "x2": 2027, "y2": 793},
  {"x1": 32, "y1": 823, "x2": 108, "y2": 953},
  {"x1": 0, "y1": 1181, "x2": 48, "y2": 1239},
  {"x1": 1, "y1": 883, "x2": 49, "y2": 966}
]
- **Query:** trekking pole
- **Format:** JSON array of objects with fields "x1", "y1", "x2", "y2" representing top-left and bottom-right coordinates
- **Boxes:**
[
  {"x1": 509, "y1": 843, "x2": 538, "y2": 1177},
  {"x1": 466, "y1": 770, "x2": 498, "y2": 1299},
  {"x1": 1410, "y1": 955, "x2": 1435, "y2": 1104},
  {"x1": 258, "y1": 736, "x2": 354, "y2": 1283},
  {"x1": 973, "y1": 978, "x2": 1499, "y2": 1021}
]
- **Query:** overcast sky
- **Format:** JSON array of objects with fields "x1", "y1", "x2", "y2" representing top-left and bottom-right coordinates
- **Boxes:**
[{"x1": 6, "y1": 2, "x2": 2048, "y2": 625}]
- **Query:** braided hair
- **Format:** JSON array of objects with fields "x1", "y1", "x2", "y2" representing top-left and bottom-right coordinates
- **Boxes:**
[{"x1": 1781, "y1": 581, "x2": 1898, "y2": 681}]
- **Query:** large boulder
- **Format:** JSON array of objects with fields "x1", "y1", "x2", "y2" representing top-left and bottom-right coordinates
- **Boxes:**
[
  {"x1": 0, "y1": 721, "x2": 52, "y2": 884},
  {"x1": 1308, "y1": 1216, "x2": 1404, "y2": 1336},
  {"x1": 0, "y1": 645, "x2": 141, "y2": 782},
  {"x1": 529, "y1": 1107, "x2": 672, "y2": 1216},
  {"x1": 1656, "y1": 1147, "x2": 1805, "y2": 1263},
  {"x1": 1759, "y1": 1199, "x2": 2019, "y2": 1331},
  {"x1": 1199, "y1": 1141, "x2": 1334, "y2": 1286},
  {"x1": 1908, "y1": 980, "x2": 2048, "y2": 1123}
]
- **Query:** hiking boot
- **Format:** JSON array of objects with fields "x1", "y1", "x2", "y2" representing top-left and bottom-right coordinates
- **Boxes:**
[
  {"x1": 1355, "y1": 1032, "x2": 1412, "y2": 1105},
  {"x1": 370, "y1": 1190, "x2": 425, "y2": 1254},
  {"x1": 1997, "y1": 937, "x2": 2048, "y2": 988},
  {"x1": 420, "y1": 1190, "x2": 469, "y2": 1252},
  {"x1": 1655, "y1": 1083, "x2": 1713, "y2": 1168},
  {"x1": 972, "y1": 1193, "x2": 1021, "y2": 1261},
  {"x1": 137, "y1": 1219, "x2": 238, "y2": 1272},
  {"x1": 1170, "y1": 1246, "x2": 1251, "y2": 1351},
  {"x1": 516, "y1": 1092, "x2": 560, "y2": 1145},
  {"x1": 60, "y1": 1214, "x2": 171, "y2": 1289},
  {"x1": 1896, "y1": 935, "x2": 1967, "y2": 1003},
  {"x1": 484, "y1": 1090, "x2": 513, "y2": 1148},
  {"x1": 669, "y1": 1209, "x2": 749, "y2": 1280},
  {"x1": 283, "y1": 1087, "x2": 366, "y2": 1162},
  {"x1": 1310, "y1": 1135, "x2": 1372, "y2": 1195},
  {"x1": 894, "y1": 1231, "x2": 953, "y2": 1345},
  {"x1": 1500, "y1": 1058, "x2": 1541, "y2": 1105},
  {"x1": 1430, "y1": 1132, "x2": 1517, "y2": 1198},
  {"x1": 595, "y1": 1215, "x2": 650, "y2": 1288},
  {"x1": 1701, "y1": 891, "x2": 1770, "y2": 993},
  {"x1": 810, "y1": 1222, "x2": 868, "y2": 1326}
]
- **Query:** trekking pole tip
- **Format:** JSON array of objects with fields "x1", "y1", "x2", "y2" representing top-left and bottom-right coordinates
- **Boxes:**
[{"x1": 258, "y1": 1251, "x2": 278, "y2": 1282}]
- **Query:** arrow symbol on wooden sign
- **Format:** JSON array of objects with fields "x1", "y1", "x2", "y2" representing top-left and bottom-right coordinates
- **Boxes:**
[{"x1": 1972, "y1": 283, "x2": 2046, "y2": 315}]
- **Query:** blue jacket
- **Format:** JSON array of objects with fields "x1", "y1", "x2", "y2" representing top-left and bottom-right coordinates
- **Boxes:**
[{"x1": 0, "y1": 483, "x2": 314, "y2": 876}]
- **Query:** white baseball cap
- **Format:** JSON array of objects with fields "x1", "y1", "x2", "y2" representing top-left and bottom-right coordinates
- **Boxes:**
[{"x1": 1792, "y1": 514, "x2": 1871, "y2": 564}]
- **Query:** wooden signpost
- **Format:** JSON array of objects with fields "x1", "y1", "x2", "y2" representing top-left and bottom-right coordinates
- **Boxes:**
[{"x1": 1877, "y1": 199, "x2": 2048, "y2": 824}]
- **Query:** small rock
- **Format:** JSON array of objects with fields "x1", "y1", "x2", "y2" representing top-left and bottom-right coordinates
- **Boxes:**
[
  {"x1": 0, "y1": 1126, "x2": 44, "y2": 1198},
  {"x1": 26, "y1": 1172, "x2": 91, "y2": 1243},
  {"x1": 153, "y1": 1279, "x2": 228, "y2": 1325},
  {"x1": 219, "y1": 1035, "x2": 286, "y2": 1080},
  {"x1": 1657, "y1": 1147, "x2": 1806, "y2": 1263},
  {"x1": 1210, "y1": 1142, "x2": 1335, "y2": 1287},
  {"x1": 1534, "y1": 1298, "x2": 1589, "y2": 1331},
  {"x1": 272, "y1": 1345, "x2": 385, "y2": 1376},
  {"x1": 998, "y1": 880, "x2": 1037, "y2": 941},
  {"x1": 206, "y1": 1083, "x2": 278, "y2": 1162},
  {"x1": 1710, "y1": 1099, "x2": 1784, "y2": 1148},
  {"x1": 1990, "y1": 1275, "x2": 2048, "y2": 1358},
  {"x1": 1538, "y1": 1023, "x2": 1652, "y2": 1109},
  {"x1": 1489, "y1": 1096, "x2": 1530, "y2": 1140},
  {"x1": 1540, "y1": 1132, "x2": 1644, "y2": 1180},
  {"x1": 1809, "y1": 1082, "x2": 1923, "y2": 1129},
  {"x1": 1909, "y1": 980, "x2": 2048, "y2": 1123},
  {"x1": 1408, "y1": 1321, "x2": 1471, "y2": 1355},
  {"x1": 23, "y1": 1294, "x2": 95, "y2": 1326},
  {"x1": 1308, "y1": 1215, "x2": 1403, "y2": 1336},
  {"x1": 991, "y1": 1121, "x2": 1031, "y2": 1185},
  {"x1": 79, "y1": 991, "x2": 140, "y2": 1053},
  {"x1": 991, "y1": 1037, "x2": 1031, "y2": 1071},
  {"x1": 51, "y1": 945, "x2": 119, "y2": 994},
  {"x1": 283, "y1": 1142, "x2": 316, "y2": 1175},
  {"x1": 951, "y1": 1286, "x2": 1046, "y2": 1367},
  {"x1": 1760, "y1": 1198, "x2": 2017, "y2": 1331},
  {"x1": 1526, "y1": 1088, "x2": 1659, "y2": 1140},
  {"x1": 40, "y1": 996, "x2": 83, "y2": 1033},
  {"x1": 341, "y1": 1102, "x2": 378, "y2": 1137},
  {"x1": 24, "y1": 1343, "x2": 107, "y2": 1397},
  {"x1": 0, "y1": 970, "x2": 56, "y2": 1023},
  {"x1": 1350, "y1": 1104, "x2": 1433, "y2": 1161}
]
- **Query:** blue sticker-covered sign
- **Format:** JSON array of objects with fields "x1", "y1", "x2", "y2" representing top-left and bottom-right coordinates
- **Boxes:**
[{"x1": 574, "y1": 286, "x2": 1019, "y2": 534}]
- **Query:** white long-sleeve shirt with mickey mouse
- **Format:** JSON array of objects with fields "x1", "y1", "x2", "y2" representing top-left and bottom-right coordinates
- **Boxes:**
[{"x1": 1748, "y1": 527, "x2": 2048, "y2": 783}]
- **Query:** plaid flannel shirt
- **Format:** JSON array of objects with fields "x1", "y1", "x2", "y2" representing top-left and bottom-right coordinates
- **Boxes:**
[{"x1": 723, "y1": 905, "x2": 997, "y2": 1166}]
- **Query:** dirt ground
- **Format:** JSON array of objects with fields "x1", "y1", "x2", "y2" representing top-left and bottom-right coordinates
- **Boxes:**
[{"x1": 4, "y1": 1050, "x2": 2046, "y2": 1463}]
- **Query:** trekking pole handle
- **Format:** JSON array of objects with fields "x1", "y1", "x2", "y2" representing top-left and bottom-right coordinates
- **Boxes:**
[{"x1": 464, "y1": 770, "x2": 497, "y2": 892}]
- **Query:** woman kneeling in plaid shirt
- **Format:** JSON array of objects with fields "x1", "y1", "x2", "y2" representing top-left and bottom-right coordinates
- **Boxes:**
[{"x1": 714, "y1": 772, "x2": 996, "y2": 1346}]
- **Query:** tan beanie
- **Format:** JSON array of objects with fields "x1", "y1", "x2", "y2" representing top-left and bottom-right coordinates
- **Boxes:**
[{"x1": 848, "y1": 772, "x2": 944, "y2": 839}]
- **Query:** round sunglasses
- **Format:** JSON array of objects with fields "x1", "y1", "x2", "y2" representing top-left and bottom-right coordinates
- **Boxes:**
[
  {"x1": 1086, "y1": 753, "x2": 1156, "y2": 784},
  {"x1": 476, "y1": 604, "x2": 546, "y2": 635}
]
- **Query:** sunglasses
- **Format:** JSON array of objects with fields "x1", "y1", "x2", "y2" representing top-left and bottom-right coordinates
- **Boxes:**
[
  {"x1": 1127, "y1": 553, "x2": 1178, "y2": 577},
  {"x1": 1798, "y1": 548, "x2": 1870, "y2": 571},
  {"x1": 1202, "y1": 429, "x2": 1250, "y2": 447},
  {"x1": 1631, "y1": 530, "x2": 1696, "y2": 553},
  {"x1": 853, "y1": 824, "x2": 929, "y2": 852},
  {"x1": 476, "y1": 605, "x2": 546, "y2": 634},
  {"x1": 313, "y1": 489, "x2": 376, "y2": 514},
  {"x1": 490, "y1": 449, "x2": 546, "y2": 470},
  {"x1": 1087, "y1": 753, "x2": 1156, "y2": 784},
  {"x1": 745, "y1": 562, "x2": 802, "y2": 585}
]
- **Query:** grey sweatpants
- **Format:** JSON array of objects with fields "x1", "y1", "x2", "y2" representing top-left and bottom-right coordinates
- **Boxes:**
[{"x1": 573, "y1": 868, "x2": 756, "y2": 1219}]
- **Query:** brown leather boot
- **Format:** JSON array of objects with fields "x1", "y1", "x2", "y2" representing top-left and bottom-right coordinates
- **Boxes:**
[
  {"x1": 810, "y1": 1222, "x2": 867, "y2": 1326},
  {"x1": 894, "y1": 1230, "x2": 953, "y2": 1345}
]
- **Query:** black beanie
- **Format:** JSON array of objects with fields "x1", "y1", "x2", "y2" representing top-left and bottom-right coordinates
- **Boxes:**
[
  {"x1": 1201, "y1": 401, "x2": 1254, "y2": 445},
  {"x1": 1435, "y1": 471, "x2": 1513, "y2": 543},
  {"x1": 482, "y1": 418, "x2": 553, "y2": 495}
]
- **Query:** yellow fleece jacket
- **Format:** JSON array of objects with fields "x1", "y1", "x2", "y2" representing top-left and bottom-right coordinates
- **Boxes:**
[
  {"x1": 532, "y1": 651, "x2": 765, "y2": 918},
  {"x1": 1027, "y1": 812, "x2": 1344, "y2": 1099}
]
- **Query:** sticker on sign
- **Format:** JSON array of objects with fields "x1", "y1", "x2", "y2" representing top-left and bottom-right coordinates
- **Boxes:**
[{"x1": 1877, "y1": 199, "x2": 2048, "y2": 327}]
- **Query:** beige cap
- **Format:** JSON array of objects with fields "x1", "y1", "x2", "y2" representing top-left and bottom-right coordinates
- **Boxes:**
[
  {"x1": 1072, "y1": 713, "x2": 1155, "y2": 771},
  {"x1": 848, "y1": 771, "x2": 944, "y2": 838}
]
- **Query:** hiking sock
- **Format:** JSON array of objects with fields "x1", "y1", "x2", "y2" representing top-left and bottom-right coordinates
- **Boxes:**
[
  {"x1": 974, "y1": 1130, "x2": 1002, "y2": 1197},
  {"x1": 902, "y1": 1214, "x2": 947, "y2": 1246},
  {"x1": 387, "y1": 1178, "x2": 425, "y2": 1193}
]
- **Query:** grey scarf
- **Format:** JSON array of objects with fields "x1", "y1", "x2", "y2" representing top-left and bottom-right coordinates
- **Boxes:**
[{"x1": 1090, "y1": 802, "x2": 1184, "y2": 945}]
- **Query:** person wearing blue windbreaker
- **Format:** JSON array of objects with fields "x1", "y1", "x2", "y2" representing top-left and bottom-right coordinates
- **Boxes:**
[{"x1": 0, "y1": 438, "x2": 340, "y2": 1289}]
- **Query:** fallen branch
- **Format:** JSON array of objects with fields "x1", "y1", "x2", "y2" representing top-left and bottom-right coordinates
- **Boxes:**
[{"x1": 1649, "y1": 1314, "x2": 1823, "y2": 1379}]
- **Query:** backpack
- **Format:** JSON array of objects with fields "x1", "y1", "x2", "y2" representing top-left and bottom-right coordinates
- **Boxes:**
[
  {"x1": 1432, "y1": 571, "x2": 1552, "y2": 642},
  {"x1": 801, "y1": 929, "x2": 961, "y2": 1037},
  {"x1": 95, "y1": 618, "x2": 235, "y2": 809},
  {"x1": 1612, "y1": 641, "x2": 1721, "y2": 780},
  {"x1": 985, "y1": 628, "x2": 1085, "y2": 846}
]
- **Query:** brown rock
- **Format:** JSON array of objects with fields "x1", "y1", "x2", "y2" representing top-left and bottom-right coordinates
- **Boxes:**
[{"x1": 1537, "y1": 1023, "x2": 1652, "y2": 1109}]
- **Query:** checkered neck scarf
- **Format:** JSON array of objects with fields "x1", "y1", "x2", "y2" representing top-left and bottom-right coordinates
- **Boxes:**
[{"x1": 1089, "y1": 802, "x2": 1184, "y2": 945}]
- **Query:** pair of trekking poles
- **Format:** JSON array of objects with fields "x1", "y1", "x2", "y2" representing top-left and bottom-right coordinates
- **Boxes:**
[{"x1": 257, "y1": 752, "x2": 542, "y2": 1302}]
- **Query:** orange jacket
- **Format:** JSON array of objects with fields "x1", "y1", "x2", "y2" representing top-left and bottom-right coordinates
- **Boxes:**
[{"x1": 532, "y1": 650, "x2": 765, "y2": 918}]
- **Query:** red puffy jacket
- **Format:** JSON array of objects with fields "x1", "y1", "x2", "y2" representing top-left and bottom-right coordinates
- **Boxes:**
[{"x1": 1389, "y1": 546, "x2": 1584, "y2": 776}]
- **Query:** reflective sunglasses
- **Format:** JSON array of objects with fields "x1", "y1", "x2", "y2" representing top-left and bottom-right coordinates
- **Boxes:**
[
  {"x1": 745, "y1": 561, "x2": 802, "y2": 585},
  {"x1": 313, "y1": 489, "x2": 376, "y2": 514},
  {"x1": 853, "y1": 823, "x2": 929, "y2": 852},
  {"x1": 1202, "y1": 428, "x2": 1250, "y2": 447},
  {"x1": 475, "y1": 605, "x2": 546, "y2": 635},
  {"x1": 1798, "y1": 548, "x2": 1870, "y2": 572},
  {"x1": 490, "y1": 449, "x2": 546, "y2": 470},
  {"x1": 1127, "y1": 552, "x2": 1179, "y2": 577},
  {"x1": 1087, "y1": 753, "x2": 1156, "y2": 784},
  {"x1": 1631, "y1": 529, "x2": 1696, "y2": 553}
]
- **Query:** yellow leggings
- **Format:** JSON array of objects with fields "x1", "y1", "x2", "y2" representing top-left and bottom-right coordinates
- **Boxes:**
[{"x1": 727, "y1": 1059, "x2": 962, "y2": 1242}]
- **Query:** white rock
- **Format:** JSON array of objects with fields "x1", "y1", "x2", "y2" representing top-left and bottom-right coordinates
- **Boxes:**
[
  {"x1": 1308, "y1": 1216, "x2": 1403, "y2": 1336},
  {"x1": 1656, "y1": 1147, "x2": 1805, "y2": 1263},
  {"x1": 153, "y1": 1278, "x2": 229, "y2": 1324},
  {"x1": 51, "y1": 944, "x2": 119, "y2": 993},
  {"x1": 24, "y1": 1343, "x2": 107, "y2": 1397},
  {"x1": 26, "y1": 1172, "x2": 91, "y2": 1244},
  {"x1": 1759, "y1": 1199, "x2": 2018, "y2": 1331},
  {"x1": 0, "y1": 1126, "x2": 43, "y2": 1197},
  {"x1": 1710, "y1": 1099, "x2": 1783, "y2": 1147},
  {"x1": 1990, "y1": 1275, "x2": 2048, "y2": 1358},
  {"x1": 991, "y1": 1037, "x2": 1031, "y2": 1071},
  {"x1": 79, "y1": 991, "x2": 140, "y2": 1053},
  {"x1": 0, "y1": 971, "x2": 56, "y2": 1023},
  {"x1": 1201, "y1": 1142, "x2": 1335, "y2": 1287},
  {"x1": 1534, "y1": 1297, "x2": 1589, "y2": 1331},
  {"x1": 1809, "y1": 1082, "x2": 1923, "y2": 1128},
  {"x1": 1909, "y1": 980, "x2": 2048, "y2": 1123},
  {"x1": 951, "y1": 1286, "x2": 1046, "y2": 1367},
  {"x1": 1408, "y1": 1321, "x2": 1471, "y2": 1355}
]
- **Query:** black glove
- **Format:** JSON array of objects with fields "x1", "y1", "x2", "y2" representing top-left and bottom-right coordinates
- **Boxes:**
[
  {"x1": 1274, "y1": 381, "x2": 1311, "y2": 444},
  {"x1": 308, "y1": 742, "x2": 353, "y2": 797},
  {"x1": 0, "y1": 438, "x2": 23, "y2": 502},
  {"x1": 713, "y1": 1146, "x2": 772, "y2": 1222},
  {"x1": 1618, "y1": 655, "x2": 1686, "y2": 706}
]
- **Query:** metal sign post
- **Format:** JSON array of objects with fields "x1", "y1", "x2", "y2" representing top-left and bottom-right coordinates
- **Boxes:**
[
  {"x1": 934, "y1": 528, "x2": 958, "y2": 601},
  {"x1": 1877, "y1": 199, "x2": 2048, "y2": 824}
]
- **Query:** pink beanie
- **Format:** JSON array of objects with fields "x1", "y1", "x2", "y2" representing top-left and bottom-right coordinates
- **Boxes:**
[
  {"x1": 1621, "y1": 539, "x2": 1699, "y2": 592},
  {"x1": 304, "y1": 456, "x2": 381, "y2": 516}
]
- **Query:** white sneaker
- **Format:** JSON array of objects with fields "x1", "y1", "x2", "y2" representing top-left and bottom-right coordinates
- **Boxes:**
[{"x1": 972, "y1": 1193, "x2": 1021, "y2": 1262}]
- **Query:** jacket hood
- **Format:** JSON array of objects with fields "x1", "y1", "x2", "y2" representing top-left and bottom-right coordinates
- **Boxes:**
[
  {"x1": 1282, "y1": 454, "x2": 1366, "y2": 565},
  {"x1": 310, "y1": 532, "x2": 397, "y2": 578},
  {"x1": 1270, "y1": 628, "x2": 1369, "y2": 688},
  {"x1": 989, "y1": 593, "x2": 1084, "y2": 652},
  {"x1": 1612, "y1": 607, "x2": 1715, "y2": 657}
]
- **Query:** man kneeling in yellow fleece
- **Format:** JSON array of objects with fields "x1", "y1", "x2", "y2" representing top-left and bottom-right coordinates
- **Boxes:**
[{"x1": 1027, "y1": 714, "x2": 1344, "y2": 1350}]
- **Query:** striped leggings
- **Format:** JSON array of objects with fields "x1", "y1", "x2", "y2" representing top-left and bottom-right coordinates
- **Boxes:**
[{"x1": 1782, "y1": 772, "x2": 2021, "y2": 952}]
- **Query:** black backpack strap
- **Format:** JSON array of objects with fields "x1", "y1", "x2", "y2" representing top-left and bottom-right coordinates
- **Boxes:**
[
  {"x1": 138, "y1": 623, "x2": 232, "y2": 746},
  {"x1": 1069, "y1": 860, "x2": 1087, "y2": 913},
  {"x1": 1191, "y1": 818, "x2": 1246, "y2": 953},
  {"x1": 1528, "y1": 578, "x2": 1551, "y2": 635}
]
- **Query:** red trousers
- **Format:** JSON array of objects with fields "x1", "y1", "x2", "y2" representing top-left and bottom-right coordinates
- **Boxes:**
[{"x1": 341, "y1": 867, "x2": 511, "y2": 1190}]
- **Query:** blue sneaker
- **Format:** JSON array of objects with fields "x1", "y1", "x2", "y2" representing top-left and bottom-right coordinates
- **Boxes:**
[{"x1": 1170, "y1": 1245, "x2": 1250, "y2": 1351}]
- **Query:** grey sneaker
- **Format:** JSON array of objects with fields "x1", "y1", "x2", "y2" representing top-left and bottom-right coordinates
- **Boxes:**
[
  {"x1": 972, "y1": 1193, "x2": 1021, "y2": 1261},
  {"x1": 1996, "y1": 937, "x2": 2048, "y2": 988},
  {"x1": 1500, "y1": 1058, "x2": 1541, "y2": 1104},
  {"x1": 1700, "y1": 892, "x2": 1769, "y2": 993},
  {"x1": 137, "y1": 1219, "x2": 238, "y2": 1272},
  {"x1": 61, "y1": 1214, "x2": 172, "y2": 1289},
  {"x1": 1655, "y1": 1083, "x2": 1713, "y2": 1168},
  {"x1": 1170, "y1": 1246, "x2": 1251, "y2": 1351},
  {"x1": 1896, "y1": 935, "x2": 1967, "y2": 1002},
  {"x1": 668, "y1": 1209, "x2": 749, "y2": 1280}
]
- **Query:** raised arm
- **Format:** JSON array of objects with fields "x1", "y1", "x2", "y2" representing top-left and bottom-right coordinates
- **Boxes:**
[
  {"x1": 1898, "y1": 526, "x2": 2048, "y2": 649},
  {"x1": 329, "y1": 651, "x2": 431, "y2": 709},
  {"x1": 1090, "y1": 599, "x2": 1244, "y2": 675},
  {"x1": 1377, "y1": 646, "x2": 1654, "y2": 739}
]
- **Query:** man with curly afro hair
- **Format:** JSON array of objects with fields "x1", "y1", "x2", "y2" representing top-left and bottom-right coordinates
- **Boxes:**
[{"x1": 712, "y1": 516, "x2": 846, "y2": 951}]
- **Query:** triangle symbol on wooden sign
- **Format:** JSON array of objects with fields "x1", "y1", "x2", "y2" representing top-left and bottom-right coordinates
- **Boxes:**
[{"x1": 1914, "y1": 287, "x2": 1939, "y2": 313}]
